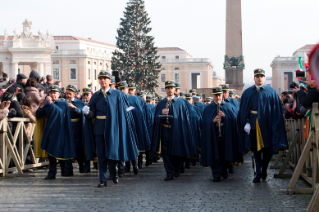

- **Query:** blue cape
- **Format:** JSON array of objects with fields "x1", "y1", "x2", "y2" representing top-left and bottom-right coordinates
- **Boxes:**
[
  {"x1": 237, "y1": 85, "x2": 288, "y2": 154},
  {"x1": 146, "y1": 104, "x2": 155, "y2": 138},
  {"x1": 70, "y1": 99, "x2": 86, "y2": 149},
  {"x1": 127, "y1": 95, "x2": 151, "y2": 151},
  {"x1": 151, "y1": 98, "x2": 197, "y2": 158},
  {"x1": 194, "y1": 101, "x2": 206, "y2": 115},
  {"x1": 36, "y1": 100, "x2": 76, "y2": 159},
  {"x1": 86, "y1": 89, "x2": 139, "y2": 161},
  {"x1": 200, "y1": 101, "x2": 240, "y2": 167},
  {"x1": 225, "y1": 97, "x2": 240, "y2": 113}
]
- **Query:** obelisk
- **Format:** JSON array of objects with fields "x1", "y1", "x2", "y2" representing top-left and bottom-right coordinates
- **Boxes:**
[{"x1": 224, "y1": 0, "x2": 245, "y2": 95}]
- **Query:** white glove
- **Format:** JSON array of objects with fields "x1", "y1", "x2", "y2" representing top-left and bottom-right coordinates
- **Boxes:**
[
  {"x1": 244, "y1": 123, "x2": 251, "y2": 135},
  {"x1": 83, "y1": 105, "x2": 90, "y2": 115}
]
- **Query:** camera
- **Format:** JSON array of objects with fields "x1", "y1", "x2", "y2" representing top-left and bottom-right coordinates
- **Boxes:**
[{"x1": 289, "y1": 82, "x2": 298, "y2": 89}]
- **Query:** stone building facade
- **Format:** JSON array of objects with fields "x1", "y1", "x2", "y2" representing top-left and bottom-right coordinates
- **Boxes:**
[{"x1": 270, "y1": 44, "x2": 314, "y2": 93}]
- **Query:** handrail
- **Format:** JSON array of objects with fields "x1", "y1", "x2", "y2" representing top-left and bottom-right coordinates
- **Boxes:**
[
  {"x1": 271, "y1": 103, "x2": 319, "y2": 211},
  {"x1": 0, "y1": 117, "x2": 48, "y2": 177}
]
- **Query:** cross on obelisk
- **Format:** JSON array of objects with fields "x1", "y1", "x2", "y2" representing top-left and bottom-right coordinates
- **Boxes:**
[{"x1": 224, "y1": 0, "x2": 245, "y2": 95}]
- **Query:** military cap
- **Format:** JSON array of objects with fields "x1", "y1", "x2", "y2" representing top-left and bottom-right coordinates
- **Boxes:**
[
  {"x1": 205, "y1": 97, "x2": 212, "y2": 102},
  {"x1": 137, "y1": 91, "x2": 146, "y2": 97},
  {"x1": 175, "y1": 82, "x2": 181, "y2": 89},
  {"x1": 212, "y1": 86, "x2": 222, "y2": 95},
  {"x1": 48, "y1": 85, "x2": 60, "y2": 93},
  {"x1": 98, "y1": 70, "x2": 111, "y2": 79},
  {"x1": 185, "y1": 93, "x2": 193, "y2": 99},
  {"x1": 220, "y1": 84, "x2": 230, "y2": 91},
  {"x1": 128, "y1": 83, "x2": 136, "y2": 90},
  {"x1": 197, "y1": 94, "x2": 202, "y2": 98},
  {"x1": 109, "y1": 76, "x2": 116, "y2": 85},
  {"x1": 190, "y1": 89, "x2": 197, "y2": 95},
  {"x1": 165, "y1": 80, "x2": 176, "y2": 88},
  {"x1": 254, "y1": 68, "x2": 265, "y2": 76},
  {"x1": 82, "y1": 87, "x2": 91, "y2": 94},
  {"x1": 180, "y1": 92, "x2": 185, "y2": 97},
  {"x1": 229, "y1": 89, "x2": 236, "y2": 95},
  {"x1": 117, "y1": 81, "x2": 128, "y2": 89},
  {"x1": 146, "y1": 95, "x2": 153, "y2": 102},
  {"x1": 66, "y1": 84, "x2": 77, "y2": 92}
]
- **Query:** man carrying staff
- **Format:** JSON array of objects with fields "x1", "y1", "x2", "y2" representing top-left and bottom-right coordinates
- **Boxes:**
[
  {"x1": 237, "y1": 68, "x2": 287, "y2": 183},
  {"x1": 36, "y1": 85, "x2": 75, "y2": 179},
  {"x1": 84, "y1": 70, "x2": 139, "y2": 187}
]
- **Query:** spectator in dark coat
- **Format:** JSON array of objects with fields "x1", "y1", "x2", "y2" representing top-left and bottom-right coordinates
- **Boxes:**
[
  {"x1": 7, "y1": 73, "x2": 27, "y2": 102},
  {"x1": 42, "y1": 74, "x2": 53, "y2": 94},
  {"x1": 29, "y1": 70, "x2": 46, "y2": 92}
]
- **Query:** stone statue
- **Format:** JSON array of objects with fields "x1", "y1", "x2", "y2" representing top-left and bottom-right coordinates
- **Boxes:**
[
  {"x1": 13, "y1": 28, "x2": 19, "y2": 40},
  {"x1": 21, "y1": 19, "x2": 34, "y2": 39},
  {"x1": 46, "y1": 30, "x2": 50, "y2": 41},
  {"x1": 4, "y1": 29, "x2": 8, "y2": 41},
  {"x1": 38, "y1": 29, "x2": 43, "y2": 40}
]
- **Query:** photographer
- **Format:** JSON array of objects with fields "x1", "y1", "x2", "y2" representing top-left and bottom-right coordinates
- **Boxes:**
[
  {"x1": 7, "y1": 73, "x2": 27, "y2": 102},
  {"x1": 294, "y1": 71, "x2": 319, "y2": 116}
]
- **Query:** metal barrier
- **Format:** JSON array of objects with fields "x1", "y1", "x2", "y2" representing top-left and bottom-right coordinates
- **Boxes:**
[
  {"x1": 271, "y1": 103, "x2": 319, "y2": 211},
  {"x1": 0, "y1": 117, "x2": 48, "y2": 177}
]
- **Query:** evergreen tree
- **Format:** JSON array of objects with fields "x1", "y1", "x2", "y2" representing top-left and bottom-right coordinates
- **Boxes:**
[{"x1": 111, "y1": 0, "x2": 161, "y2": 93}]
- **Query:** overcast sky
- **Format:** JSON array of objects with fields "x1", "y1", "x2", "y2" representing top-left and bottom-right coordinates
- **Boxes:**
[{"x1": 1, "y1": 0, "x2": 319, "y2": 83}]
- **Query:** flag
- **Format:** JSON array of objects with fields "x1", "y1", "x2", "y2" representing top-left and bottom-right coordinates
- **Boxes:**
[
  {"x1": 298, "y1": 57, "x2": 303, "y2": 71},
  {"x1": 304, "y1": 52, "x2": 309, "y2": 71},
  {"x1": 305, "y1": 109, "x2": 312, "y2": 139}
]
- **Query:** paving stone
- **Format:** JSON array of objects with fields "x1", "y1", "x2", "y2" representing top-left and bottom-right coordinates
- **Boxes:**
[{"x1": 0, "y1": 155, "x2": 312, "y2": 211}]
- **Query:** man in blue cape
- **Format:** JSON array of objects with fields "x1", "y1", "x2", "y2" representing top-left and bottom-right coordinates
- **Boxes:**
[
  {"x1": 237, "y1": 68, "x2": 287, "y2": 183},
  {"x1": 36, "y1": 85, "x2": 76, "y2": 180},
  {"x1": 65, "y1": 84, "x2": 89, "y2": 174},
  {"x1": 117, "y1": 81, "x2": 149, "y2": 175},
  {"x1": 84, "y1": 70, "x2": 139, "y2": 187},
  {"x1": 151, "y1": 80, "x2": 197, "y2": 181},
  {"x1": 221, "y1": 84, "x2": 240, "y2": 112},
  {"x1": 184, "y1": 93, "x2": 202, "y2": 169},
  {"x1": 200, "y1": 86, "x2": 240, "y2": 182},
  {"x1": 220, "y1": 84, "x2": 241, "y2": 174},
  {"x1": 136, "y1": 91, "x2": 152, "y2": 169}
]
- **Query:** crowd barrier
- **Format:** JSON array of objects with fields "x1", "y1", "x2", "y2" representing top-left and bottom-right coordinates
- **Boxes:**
[
  {"x1": 0, "y1": 117, "x2": 48, "y2": 177},
  {"x1": 270, "y1": 102, "x2": 319, "y2": 211}
]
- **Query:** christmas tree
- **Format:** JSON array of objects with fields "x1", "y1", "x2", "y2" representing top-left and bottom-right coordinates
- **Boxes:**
[{"x1": 111, "y1": 0, "x2": 161, "y2": 93}]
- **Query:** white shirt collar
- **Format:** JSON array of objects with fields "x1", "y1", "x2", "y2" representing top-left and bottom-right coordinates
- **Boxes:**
[{"x1": 102, "y1": 87, "x2": 110, "y2": 93}]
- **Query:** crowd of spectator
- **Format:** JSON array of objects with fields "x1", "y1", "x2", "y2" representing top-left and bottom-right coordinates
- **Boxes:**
[{"x1": 281, "y1": 70, "x2": 319, "y2": 119}]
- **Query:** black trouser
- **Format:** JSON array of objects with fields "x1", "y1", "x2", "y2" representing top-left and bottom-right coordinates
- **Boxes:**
[
  {"x1": 161, "y1": 139, "x2": 174, "y2": 177},
  {"x1": 250, "y1": 130, "x2": 273, "y2": 179},
  {"x1": 211, "y1": 137, "x2": 229, "y2": 178},
  {"x1": 48, "y1": 155, "x2": 73, "y2": 177}
]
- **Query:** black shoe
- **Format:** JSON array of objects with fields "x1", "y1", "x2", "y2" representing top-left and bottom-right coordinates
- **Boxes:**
[
  {"x1": 44, "y1": 175, "x2": 56, "y2": 180},
  {"x1": 229, "y1": 164, "x2": 234, "y2": 174},
  {"x1": 152, "y1": 157, "x2": 158, "y2": 163},
  {"x1": 174, "y1": 170, "x2": 180, "y2": 178},
  {"x1": 180, "y1": 164, "x2": 185, "y2": 173},
  {"x1": 185, "y1": 161, "x2": 190, "y2": 169},
  {"x1": 118, "y1": 169, "x2": 125, "y2": 177},
  {"x1": 80, "y1": 167, "x2": 89, "y2": 173},
  {"x1": 138, "y1": 164, "x2": 143, "y2": 169},
  {"x1": 212, "y1": 177, "x2": 220, "y2": 182},
  {"x1": 261, "y1": 171, "x2": 267, "y2": 181},
  {"x1": 192, "y1": 159, "x2": 197, "y2": 166},
  {"x1": 113, "y1": 175, "x2": 119, "y2": 184},
  {"x1": 222, "y1": 173, "x2": 228, "y2": 179},
  {"x1": 164, "y1": 176, "x2": 174, "y2": 181},
  {"x1": 97, "y1": 181, "x2": 107, "y2": 187},
  {"x1": 61, "y1": 171, "x2": 74, "y2": 177},
  {"x1": 253, "y1": 177, "x2": 261, "y2": 183},
  {"x1": 93, "y1": 162, "x2": 98, "y2": 170},
  {"x1": 133, "y1": 167, "x2": 138, "y2": 175}
]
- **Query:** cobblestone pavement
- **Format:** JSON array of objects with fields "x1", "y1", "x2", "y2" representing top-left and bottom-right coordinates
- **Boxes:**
[{"x1": 0, "y1": 155, "x2": 312, "y2": 212}]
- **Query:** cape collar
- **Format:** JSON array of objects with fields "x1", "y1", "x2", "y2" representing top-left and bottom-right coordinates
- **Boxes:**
[{"x1": 100, "y1": 87, "x2": 112, "y2": 95}]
